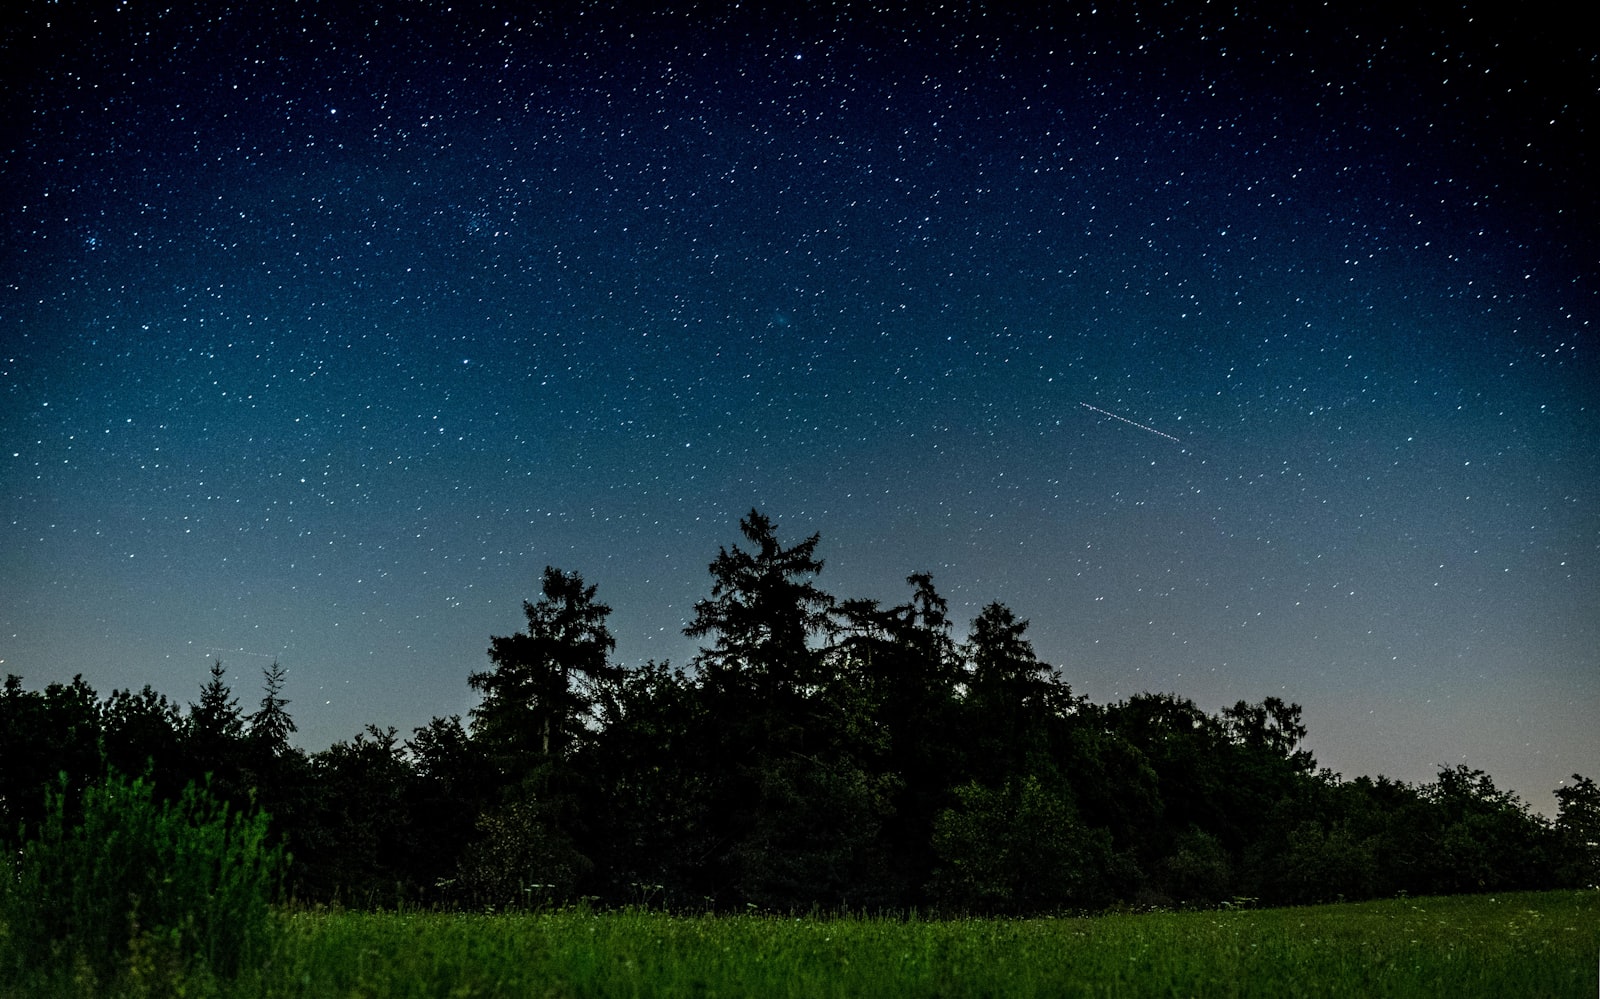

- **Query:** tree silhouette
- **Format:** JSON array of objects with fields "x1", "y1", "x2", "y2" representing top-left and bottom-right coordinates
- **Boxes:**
[
  {"x1": 184, "y1": 660, "x2": 248, "y2": 801},
  {"x1": 1554, "y1": 774, "x2": 1600, "y2": 886},
  {"x1": 686, "y1": 508, "x2": 834, "y2": 697},
  {"x1": 191, "y1": 661, "x2": 244, "y2": 746},
  {"x1": 2, "y1": 511, "x2": 1590, "y2": 913},
  {"x1": 99, "y1": 684, "x2": 184, "y2": 789},
  {"x1": 469, "y1": 566, "x2": 617, "y2": 776},
  {"x1": 248, "y1": 660, "x2": 296, "y2": 755}
]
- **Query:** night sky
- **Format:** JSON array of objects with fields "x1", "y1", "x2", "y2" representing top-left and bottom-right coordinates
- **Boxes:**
[{"x1": 4, "y1": 3, "x2": 1595, "y2": 815}]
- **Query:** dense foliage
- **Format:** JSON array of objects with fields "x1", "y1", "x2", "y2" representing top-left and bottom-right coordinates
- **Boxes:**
[
  {"x1": 0, "y1": 770, "x2": 281, "y2": 987},
  {"x1": 2, "y1": 510, "x2": 1594, "y2": 914}
]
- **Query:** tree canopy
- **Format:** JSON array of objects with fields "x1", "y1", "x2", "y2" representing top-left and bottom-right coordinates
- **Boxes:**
[{"x1": 2, "y1": 510, "x2": 1589, "y2": 912}]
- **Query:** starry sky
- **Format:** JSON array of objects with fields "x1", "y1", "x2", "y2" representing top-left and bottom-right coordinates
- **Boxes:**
[{"x1": 3, "y1": 3, "x2": 1595, "y2": 815}]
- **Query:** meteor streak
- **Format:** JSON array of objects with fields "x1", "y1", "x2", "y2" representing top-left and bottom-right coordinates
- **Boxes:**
[{"x1": 1080, "y1": 402, "x2": 1182, "y2": 443}]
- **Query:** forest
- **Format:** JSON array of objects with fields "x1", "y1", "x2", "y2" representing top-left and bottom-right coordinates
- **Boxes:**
[{"x1": 3, "y1": 510, "x2": 1596, "y2": 915}]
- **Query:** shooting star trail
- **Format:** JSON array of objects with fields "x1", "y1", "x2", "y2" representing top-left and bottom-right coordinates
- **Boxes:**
[{"x1": 1080, "y1": 402, "x2": 1182, "y2": 443}]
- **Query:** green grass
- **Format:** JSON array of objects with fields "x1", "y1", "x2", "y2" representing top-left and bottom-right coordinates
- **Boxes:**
[{"x1": 6, "y1": 890, "x2": 1597, "y2": 997}]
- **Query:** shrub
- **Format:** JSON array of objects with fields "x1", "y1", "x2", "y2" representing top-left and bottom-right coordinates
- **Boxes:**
[
  {"x1": 0, "y1": 770, "x2": 283, "y2": 985},
  {"x1": 930, "y1": 775, "x2": 1121, "y2": 914}
]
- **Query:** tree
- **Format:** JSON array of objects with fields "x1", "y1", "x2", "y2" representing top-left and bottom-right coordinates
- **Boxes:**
[
  {"x1": 1154, "y1": 826, "x2": 1235, "y2": 906},
  {"x1": 1423, "y1": 765, "x2": 1555, "y2": 893},
  {"x1": 966, "y1": 602, "x2": 1043, "y2": 693},
  {"x1": 99, "y1": 685, "x2": 184, "y2": 789},
  {"x1": 456, "y1": 793, "x2": 594, "y2": 909},
  {"x1": 0, "y1": 676, "x2": 102, "y2": 849},
  {"x1": 930, "y1": 775, "x2": 1119, "y2": 914},
  {"x1": 961, "y1": 602, "x2": 1074, "y2": 786},
  {"x1": 685, "y1": 508, "x2": 834, "y2": 697},
  {"x1": 1058, "y1": 707, "x2": 1163, "y2": 874},
  {"x1": 242, "y1": 661, "x2": 307, "y2": 891},
  {"x1": 1216, "y1": 696, "x2": 1322, "y2": 890},
  {"x1": 190, "y1": 661, "x2": 244, "y2": 747},
  {"x1": 829, "y1": 573, "x2": 960, "y2": 702},
  {"x1": 725, "y1": 747, "x2": 899, "y2": 910},
  {"x1": 405, "y1": 715, "x2": 493, "y2": 902},
  {"x1": 248, "y1": 661, "x2": 296, "y2": 755},
  {"x1": 577, "y1": 660, "x2": 717, "y2": 907},
  {"x1": 681, "y1": 511, "x2": 907, "y2": 908},
  {"x1": 469, "y1": 566, "x2": 617, "y2": 776},
  {"x1": 184, "y1": 661, "x2": 249, "y2": 804},
  {"x1": 1270, "y1": 819, "x2": 1379, "y2": 904},
  {"x1": 297, "y1": 725, "x2": 416, "y2": 905},
  {"x1": 828, "y1": 574, "x2": 964, "y2": 905},
  {"x1": 1554, "y1": 773, "x2": 1600, "y2": 886},
  {"x1": 459, "y1": 568, "x2": 617, "y2": 905},
  {"x1": 1221, "y1": 696, "x2": 1315, "y2": 773}
]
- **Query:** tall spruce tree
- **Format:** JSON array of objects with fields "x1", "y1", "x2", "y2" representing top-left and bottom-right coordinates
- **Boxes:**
[
  {"x1": 191, "y1": 661, "x2": 244, "y2": 745},
  {"x1": 459, "y1": 567, "x2": 617, "y2": 905},
  {"x1": 248, "y1": 660, "x2": 296, "y2": 755},
  {"x1": 684, "y1": 511, "x2": 903, "y2": 908},
  {"x1": 468, "y1": 566, "x2": 617, "y2": 776},
  {"x1": 185, "y1": 660, "x2": 247, "y2": 800},
  {"x1": 686, "y1": 508, "x2": 834, "y2": 698}
]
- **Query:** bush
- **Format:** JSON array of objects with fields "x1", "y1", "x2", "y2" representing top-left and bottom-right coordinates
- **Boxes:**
[
  {"x1": 930, "y1": 775, "x2": 1122, "y2": 914},
  {"x1": 0, "y1": 770, "x2": 283, "y2": 986}
]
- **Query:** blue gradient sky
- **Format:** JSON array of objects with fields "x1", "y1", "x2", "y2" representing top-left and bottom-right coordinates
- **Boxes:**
[{"x1": 3, "y1": 3, "x2": 1595, "y2": 814}]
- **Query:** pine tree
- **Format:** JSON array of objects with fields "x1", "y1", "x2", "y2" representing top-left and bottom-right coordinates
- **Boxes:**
[
  {"x1": 686, "y1": 508, "x2": 834, "y2": 697},
  {"x1": 248, "y1": 660, "x2": 296, "y2": 755},
  {"x1": 469, "y1": 567, "x2": 616, "y2": 777}
]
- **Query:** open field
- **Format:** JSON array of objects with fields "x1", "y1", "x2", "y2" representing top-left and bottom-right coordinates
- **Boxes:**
[{"x1": 7, "y1": 889, "x2": 1597, "y2": 997}]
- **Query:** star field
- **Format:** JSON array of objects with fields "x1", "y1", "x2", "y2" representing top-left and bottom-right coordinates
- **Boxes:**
[{"x1": 3, "y1": 3, "x2": 1595, "y2": 814}]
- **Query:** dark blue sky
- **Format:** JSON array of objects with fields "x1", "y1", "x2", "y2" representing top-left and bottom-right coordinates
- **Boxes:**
[{"x1": 4, "y1": 3, "x2": 1595, "y2": 814}]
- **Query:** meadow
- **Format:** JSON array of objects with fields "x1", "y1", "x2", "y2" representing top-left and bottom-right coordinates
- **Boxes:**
[{"x1": 9, "y1": 889, "x2": 1595, "y2": 998}]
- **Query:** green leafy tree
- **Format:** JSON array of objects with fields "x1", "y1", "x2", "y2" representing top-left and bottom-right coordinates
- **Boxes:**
[
  {"x1": 683, "y1": 511, "x2": 905, "y2": 908},
  {"x1": 461, "y1": 568, "x2": 616, "y2": 905},
  {"x1": 827, "y1": 574, "x2": 965, "y2": 905},
  {"x1": 0, "y1": 675, "x2": 103, "y2": 850},
  {"x1": 1424, "y1": 764, "x2": 1556, "y2": 893},
  {"x1": 456, "y1": 791, "x2": 594, "y2": 909},
  {"x1": 1270, "y1": 818, "x2": 1380, "y2": 904},
  {"x1": 1058, "y1": 707, "x2": 1163, "y2": 878},
  {"x1": 1217, "y1": 696, "x2": 1322, "y2": 893},
  {"x1": 1106, "y1": 693, "x2": 1234, "y2": 851},
  {"x1": 100, "y1": 685, "x2": 184, "y2": 792},
  {"x1": 1553, "y1": 773, "x2": 1600, "y2": 886},
  {"x1": 188, "y1": 662, "x2": 245, "y2": 753},
  {"x1": 404, "y1": 715, "x2": 493, "y2": 902},
  {"x1": 728, "y1": 747, "x2": 899, "y2": 910},
  {"x1": 1154, "y1": 826, "x2": 1234, "y2": 906},
  {"x1": 1336, "y1": 774, "x2": 1438, "y2": 896},
  {"x1": 240, "y1": 661, "x2": 308, "y2": 898},
  {"x1": 1221, "y1": 696, "x2": 1314, "y2": 772},
  {"x1": 577, "y1": 660, "x2": 717, "y2": 907},
  {"x1": 930, "y1": 774, "x2": 1118, "y2": 914},
  {"x1": 297, "y1": 725, "x2": 415, "y2": 905}
]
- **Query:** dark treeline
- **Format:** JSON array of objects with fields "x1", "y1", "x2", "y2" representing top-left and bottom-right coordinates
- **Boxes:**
[{"x1": 4, "y1": 511, "x2": 1596, "y2": 914}]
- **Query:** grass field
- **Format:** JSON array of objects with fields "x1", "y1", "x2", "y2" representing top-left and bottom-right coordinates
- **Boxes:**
[{"x1": 7, "y1": 889, "x2": 1597, "y2": 997}]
